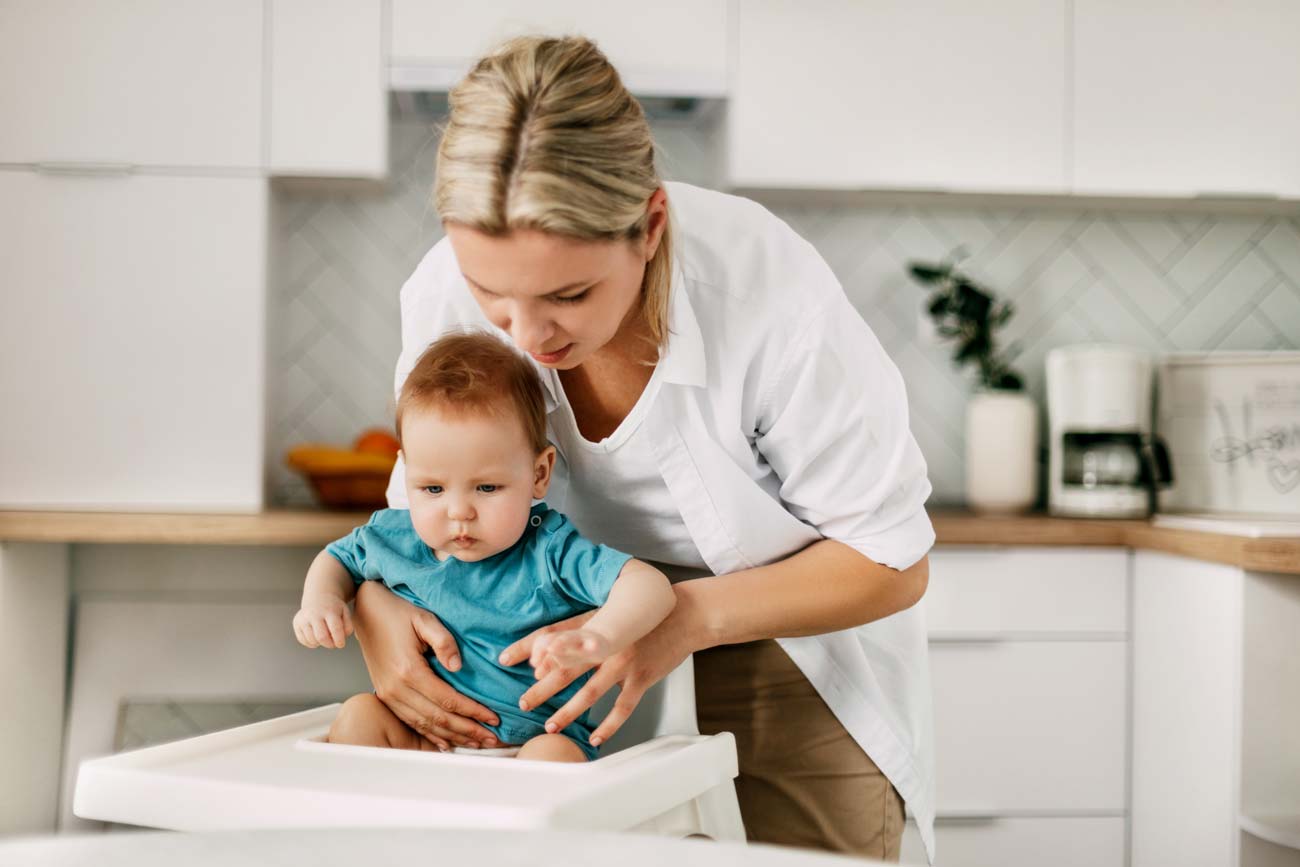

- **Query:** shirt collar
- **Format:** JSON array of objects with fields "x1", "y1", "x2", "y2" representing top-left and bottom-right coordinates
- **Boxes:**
[{"x1": 536, "y1": 255, "x2": 705, "y2": 413}]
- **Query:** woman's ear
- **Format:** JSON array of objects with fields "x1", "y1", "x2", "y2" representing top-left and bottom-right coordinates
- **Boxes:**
[
  {"x1": 533, "y1": 445, "x2": 557, "y2": 498},
  {"x1": 642, "y1": 186, "x2": 668, "y2": 261}
]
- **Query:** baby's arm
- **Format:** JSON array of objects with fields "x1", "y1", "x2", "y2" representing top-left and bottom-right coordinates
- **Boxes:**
[
  {"x1": 530, "y1": 560, "x2": 675, "y2": 672},
  {"x1": 293, "y1": 550, "x2": 358, "y2": 649}
]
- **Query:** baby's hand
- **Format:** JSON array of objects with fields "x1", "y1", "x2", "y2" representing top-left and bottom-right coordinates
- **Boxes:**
[
  {"x1": 293, "y1": 596, "x2": 353, "y2": 649},
  {"x1": 528, "y1": 629, "x2": 611, "y2": 677}
]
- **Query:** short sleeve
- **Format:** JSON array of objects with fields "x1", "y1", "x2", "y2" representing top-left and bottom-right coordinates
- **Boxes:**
[
  {"x1": 542, "y1": 513, "x2": 634, "y2": 609},
  {"x1": 324, "y1": 526, "x2": 369, "y2": 585},
  {"x1": 754, "y1": 293, "x2": 935, "y2": 571},
  {"x1": 323, "y1": 510, "x2": 403, "y2": 586}
]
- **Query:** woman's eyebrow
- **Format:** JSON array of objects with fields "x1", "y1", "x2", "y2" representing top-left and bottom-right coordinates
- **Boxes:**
[{"x1": 462, "y1": 273, "x2": 592, "y2": 297}]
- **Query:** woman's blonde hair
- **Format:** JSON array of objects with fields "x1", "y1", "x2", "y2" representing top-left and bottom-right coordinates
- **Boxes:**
[{"x1": 435, "y1": 35, "x2": 673, "y2": 348}]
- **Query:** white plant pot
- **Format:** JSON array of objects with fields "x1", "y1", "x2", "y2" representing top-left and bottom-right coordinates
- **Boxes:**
[{"x1": 965, "y1": 389, "x2": 1038, "y2": 513}]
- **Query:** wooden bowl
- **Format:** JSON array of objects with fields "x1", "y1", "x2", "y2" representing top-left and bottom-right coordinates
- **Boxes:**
[{"x1": 285, "y1": 445, "x2": 396, "y2": 511}]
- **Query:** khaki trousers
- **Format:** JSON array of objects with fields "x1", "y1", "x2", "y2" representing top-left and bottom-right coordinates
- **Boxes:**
[{"x1": 694, "y1": 638, "x2": 906, "y2": 862}]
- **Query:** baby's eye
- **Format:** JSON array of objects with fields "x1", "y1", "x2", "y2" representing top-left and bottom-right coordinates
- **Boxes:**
[
  {"x1": 422, "y1": 485, "x2": 443, "y2": 495},
  {"x1": 476, "y1": 484, "x2": 499, "y2": 493}
]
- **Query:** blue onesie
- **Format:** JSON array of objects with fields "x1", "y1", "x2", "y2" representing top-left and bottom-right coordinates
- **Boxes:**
[{"x1": 325, "y1": 502, "x2": 633, "y2": 760}]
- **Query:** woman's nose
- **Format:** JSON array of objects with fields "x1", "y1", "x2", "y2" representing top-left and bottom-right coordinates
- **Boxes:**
[{"x1": 509, "y1": 309, "x2": 555, "y2": 354}]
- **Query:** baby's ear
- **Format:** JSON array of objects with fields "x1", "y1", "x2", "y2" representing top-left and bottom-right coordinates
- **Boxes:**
[{"x1": 533, "y1": 445, "x2": 557, "y2": 497}]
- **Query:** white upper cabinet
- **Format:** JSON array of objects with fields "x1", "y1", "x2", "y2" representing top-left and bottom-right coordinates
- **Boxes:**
[
  {"x1": 1072, "y1": 1, "x2": 1300, "y2": 199},
  {"x1": 0, "y1": 171, "x2": 268, "y2": 512},
  {"x1": 269, "y1": 0, "x2": 387, "y2": 178},
  {"x1": 0, "y1": 0, "x2": 263, "y2": 169},
  {"x1": 388, "y1": 0, "x2": 729, "y2": 97},
  {"x1": 728, "y1": 0, "x2": 1068, "y2": 193}
]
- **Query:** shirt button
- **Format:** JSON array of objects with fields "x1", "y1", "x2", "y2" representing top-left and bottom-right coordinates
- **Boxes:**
[{"x1": 530, "y1": 515, "x2": 542, "y2": 527}]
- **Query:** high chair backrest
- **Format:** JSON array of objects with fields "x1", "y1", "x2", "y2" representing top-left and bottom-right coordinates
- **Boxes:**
[{"x1": 588, "y1": 654, "x2": 700, "y2": 757}]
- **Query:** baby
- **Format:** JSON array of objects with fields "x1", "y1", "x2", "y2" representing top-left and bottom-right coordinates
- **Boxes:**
[{"x1": 293, "y1": 330, "x2": 676, "y2": 763}]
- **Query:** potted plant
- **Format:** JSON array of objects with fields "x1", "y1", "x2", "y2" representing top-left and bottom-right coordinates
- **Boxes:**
[{"x1": 908, "y1": 247, "x2": 1038, "y2": 512}]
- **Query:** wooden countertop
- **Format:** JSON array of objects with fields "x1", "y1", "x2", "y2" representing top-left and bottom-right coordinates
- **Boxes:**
[{"x1": 1, "y1": 507, "x2": 1297, "y2": 575}]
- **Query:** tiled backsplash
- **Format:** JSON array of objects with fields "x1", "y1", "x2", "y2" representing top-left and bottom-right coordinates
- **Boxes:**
[{"x1": 268, "y1": 107, "x2": 1300, "y2": 508}]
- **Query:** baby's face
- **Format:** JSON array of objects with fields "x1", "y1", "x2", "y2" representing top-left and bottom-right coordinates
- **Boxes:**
[{"x1": 400, "y1": 404, "x2": 553, "y2": 562}]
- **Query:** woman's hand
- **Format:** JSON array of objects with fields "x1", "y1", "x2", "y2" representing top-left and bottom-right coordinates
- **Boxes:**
[
  {"x1": 351, "y1": 579, "x2": 502, "y2": 751},
  {"x1": 497, "y1": 584, "x2": 709, "y2": 747}
]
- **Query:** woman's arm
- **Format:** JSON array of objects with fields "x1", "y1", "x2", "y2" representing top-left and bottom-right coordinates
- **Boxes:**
[
  {"x1": 684, "y1": 540, "x2": 928, "y2": 649},
  {"x1": 506, "y1": 542, "x2": 927, "y2": 743}
]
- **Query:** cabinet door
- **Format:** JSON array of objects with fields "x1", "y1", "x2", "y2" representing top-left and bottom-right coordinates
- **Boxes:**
[
  {"x1": 389, "y1": 0, "x2": 728, "y2": 97},
  {"x1": 0, "y1": 0, "x2": 263, "y2": 168},
  {"x1": 930, "y1": 641, "x2": 1128, "y2": 813},
  {"x1": 926, "y1": 547, "x2": 1128, "y2": 636},
  {"x1": 0, "y1": 170, "x2": 268, "y2": 512},
  {"x1": 269, "y1": 0, "x2": 387, "y2": 178},
  {"x1": 1073, "y1": 0, "x2": 1300, "y2": 198},
  {"x1": 900, "y1": 816, "x2": 1126, "y2": 867},
  {"x1": 729, "y1": 0, "x2": 1067, "y2": 192}
]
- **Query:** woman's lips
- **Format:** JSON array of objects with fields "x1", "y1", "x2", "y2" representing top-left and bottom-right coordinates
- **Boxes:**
[{"x1": 529, "y1": 343, "x2": 573, "y2": 364}]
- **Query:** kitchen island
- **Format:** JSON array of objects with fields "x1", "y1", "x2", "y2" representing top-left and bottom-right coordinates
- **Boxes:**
[{"x1": 2, "y1": 508, "x2": 1297, "y2": 867}]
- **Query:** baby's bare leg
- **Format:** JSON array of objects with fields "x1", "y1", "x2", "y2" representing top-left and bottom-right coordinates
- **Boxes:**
[
  {"x1": 327, "y1": 693, "x2": 440, "y2": 752},
  {"x1": 515, "y1": 732, "x2": 588, "y2": 763}
]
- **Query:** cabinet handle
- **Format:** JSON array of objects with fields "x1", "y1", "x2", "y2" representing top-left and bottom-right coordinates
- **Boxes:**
[{"x1": 36, "y1": 162, "x2": 136, "y2": 177}]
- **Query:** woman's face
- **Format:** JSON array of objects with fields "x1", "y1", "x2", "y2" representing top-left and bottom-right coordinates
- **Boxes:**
[{"x1": 444, "y1": 190, "x2": 667, "y2": 369}]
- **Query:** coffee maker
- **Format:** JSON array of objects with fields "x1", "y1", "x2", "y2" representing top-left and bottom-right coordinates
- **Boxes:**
[{"x1": 1046, "y1": 345, "x2": 1172, "y2": 518}]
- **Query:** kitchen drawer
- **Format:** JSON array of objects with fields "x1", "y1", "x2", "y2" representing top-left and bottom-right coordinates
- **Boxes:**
[
  {"x1": 927, "y1": 547, "x2": 1128, "y2": 636},
  {"x1": 900, "y1": 816, "x2": 1126, "y2": 867},
  {"x1": 931, "y1": 641, "x2": 1127, "y2": 813}
]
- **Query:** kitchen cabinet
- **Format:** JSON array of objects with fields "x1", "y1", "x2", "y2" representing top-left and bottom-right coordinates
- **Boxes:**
[
  {"x1": 269, "y1": 0, "x2": 388, "y2": 178},
  {"x1": 1072, "y1": 0, "x2": 1300, "y2": 199},
  {"x1": 899, "y1": 546, "x2": 1130, "y2": 867},
  {"x1": 0, "y1": 170, "x2": 268, "y2": 512},
  {"x1": 388, "y1": 0, "x2": 729, "y2": 97},
  {"x1": 1130, "y1": 550, "x2": 1300, "y2": 867},
  {"x1": 0, "y1": 0, "x2": 263, "y2": 170},
  {"x1": 728, "y1": 0, "x2": 1068, "y2": 193}
]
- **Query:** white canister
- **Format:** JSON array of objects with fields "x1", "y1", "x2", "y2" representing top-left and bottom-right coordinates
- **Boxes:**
[{"x1": 965, "y1": 390, "x2": 1039, "y2": 512}]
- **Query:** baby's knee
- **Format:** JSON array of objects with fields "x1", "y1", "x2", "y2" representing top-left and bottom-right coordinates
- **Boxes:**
[
  {"x1": 516, "y1": 732, "x2": 588, "y2": 763},
  {"x1": 327, "y1": 693, "x2": 389, "y2": 745}
]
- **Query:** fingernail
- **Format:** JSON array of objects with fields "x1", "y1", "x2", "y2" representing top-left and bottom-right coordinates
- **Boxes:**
[
  {"x1": 590, "y1": 736, "x2": 603, "y2": 746},
  {"x1": 519, "y1": 699, "x2": 528, "y2": 710},
  {"x1": 448, "y1": 655, "x2": 461, "y2": 671},
  {"x1": 437, "y1": 744, "x2": 449, "y2": 752},
  {"x1": 484, "y1": 737, "x2": 497, "y2": 746},
  {"x1": 498, "y1": 653, "x2": 508, "y2": 664},
  {"x1": 490, "y1": 717, "x2": 500, "y2": 726},
  {"x1": 545, "y1": 722, "x2": 557, "y2": 734}
]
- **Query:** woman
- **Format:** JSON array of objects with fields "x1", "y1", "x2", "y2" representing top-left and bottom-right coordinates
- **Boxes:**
[{"x1": 354, "y1": 35, "x2": 936, "y2": 864}]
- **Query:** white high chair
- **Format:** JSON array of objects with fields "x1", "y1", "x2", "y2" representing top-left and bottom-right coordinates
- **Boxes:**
[{"x1": 74, "y1": 655, "x2": 746, "y2": 840}]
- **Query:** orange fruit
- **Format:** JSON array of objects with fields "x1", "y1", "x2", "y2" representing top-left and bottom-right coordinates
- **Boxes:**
[{"x1": 353, "y1": 428, "x2": 400, "y2": 459}]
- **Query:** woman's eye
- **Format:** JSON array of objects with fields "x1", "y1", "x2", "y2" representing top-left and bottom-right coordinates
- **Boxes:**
[
  {"x1": 551, "y1": 289, "x2": 589, "y2": 305},
  {"x1": 476, "y1": 484, "x2": 499, "y2": 493},
  {"x1": 422, "y1": 486, "x2": 443, "y2": 495}
]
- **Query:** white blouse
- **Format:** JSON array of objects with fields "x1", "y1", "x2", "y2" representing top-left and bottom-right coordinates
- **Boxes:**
[{"x1": 385, "y1": 181, "x2": 938, "y2": 864}]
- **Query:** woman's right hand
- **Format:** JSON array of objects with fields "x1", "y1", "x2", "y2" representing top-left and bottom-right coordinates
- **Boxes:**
[{"x1": 351, "y1": 579, "x2": 502, "y2": 751}]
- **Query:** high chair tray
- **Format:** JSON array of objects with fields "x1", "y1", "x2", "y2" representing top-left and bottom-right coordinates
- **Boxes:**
[{"x1": 74, "y1": 704, "x2": 739, "y2": 832}]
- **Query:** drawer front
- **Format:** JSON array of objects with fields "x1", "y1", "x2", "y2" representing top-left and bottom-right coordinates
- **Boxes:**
[
  {"x1": 901, "y1": 816, "x2": 1126, "y2": 867},
  {"x1": 927, "y1": 547, "x2": 1128, "y2": 635},
  {"x1": 931, "y1": 641, "x2": 1127, "y2": 812}
]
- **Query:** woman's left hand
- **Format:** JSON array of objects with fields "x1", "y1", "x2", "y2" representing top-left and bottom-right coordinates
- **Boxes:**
[{"x1": 498, "y1": 583, "x2": 709, "y2": 746}]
